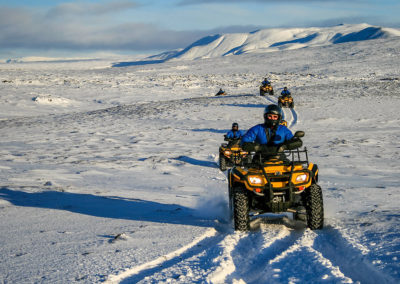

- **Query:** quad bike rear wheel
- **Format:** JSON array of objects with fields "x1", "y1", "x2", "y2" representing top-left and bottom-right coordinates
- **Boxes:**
[
  {"x1": 219, "y1": 154, "x2": 227, "y2": 171},
  {"x1": 305, "y1": 184, "x2": 324, "y2": 230},
  {"x1": 232, "y1": 186, "x2": 250, "y2": 231}
]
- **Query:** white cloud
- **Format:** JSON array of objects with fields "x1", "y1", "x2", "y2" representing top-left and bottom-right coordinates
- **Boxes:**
[
  {"x1": 0, "y1": 3, "x2": 263, "y2": 52},
  {"x1": 46, "y1": 0, "x2": 139, "y2": 17},
  {"x1": 178, "y1": 0, "x2": 351, "y2": 5}
]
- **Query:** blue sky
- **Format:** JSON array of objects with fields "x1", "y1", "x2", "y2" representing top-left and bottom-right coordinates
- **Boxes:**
[{"x1": 0, "y1": 0, "x2": 398, "y2": 59}]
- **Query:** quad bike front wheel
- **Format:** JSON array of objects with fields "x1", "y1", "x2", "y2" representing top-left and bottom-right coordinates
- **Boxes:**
[
  {"x1": 305, "y1": 184, "x2": 324, "y2": 230},
  {"x1": 232, "y1": 186, "x2": 250, "y2": 231},
  {"x1": 228, "y1": 175, "x2": 234, "y2": 222},
  {"x1": 219, "y1": 154, "x2": 227, "y2": 171}
]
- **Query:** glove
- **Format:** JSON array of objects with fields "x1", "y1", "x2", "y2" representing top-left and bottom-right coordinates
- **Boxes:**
[
  {"x1": 242, "y1": 142, "x2": 257, "y2": 152},
  {"x1": 260, "y1": 145, "x2": 279, "y2": 155},
  {"x1": 224, "y1": 135, "x2": 229, "y2": 141},
  {"x1": 283, "y1": 138, "x2": 303, "y2": 150},
  {"x1": 243, "y1": 142, "x2": 266, "y2": 152}
]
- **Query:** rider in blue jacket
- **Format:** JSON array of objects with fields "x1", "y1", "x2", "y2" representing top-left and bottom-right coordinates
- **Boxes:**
[
  {"x1": 241, "y1": 105, "x2": 301, "y2": 154},
  {"x1": 226, "y1": 122, "x2": 246, "y2": 139},
  {"x1": 281, "y1": 87, "x2": 291, "y2": 97},
  {"x1": 262, "y1": 78, "x2": 271, "y2": 86}
]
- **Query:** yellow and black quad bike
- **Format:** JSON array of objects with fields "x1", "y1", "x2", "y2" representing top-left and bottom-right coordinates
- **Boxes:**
[
  {"x1": 215, "y1": 90, "x2": 227, "y2": 96},
  {"x1": 278, "y1": 95, "x2": 294, "y2": 108},
  {"x1": 227, "y1": 131, "x2": 323, "y2": 231},
  {"x1": 260, "y1": 84, "x2": 274, "y2": 96},
  {"x1": 219, "y1": 137, "x2": 248, "y2": 171}
]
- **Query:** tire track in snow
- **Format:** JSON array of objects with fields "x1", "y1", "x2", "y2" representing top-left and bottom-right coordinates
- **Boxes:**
[
  {"x1": 116, "y1": 229, "x2": 244, "y2": 283},
  {"x1": 207, "y1": 226, "x2": 294, "y2": 283},
  {"x1": 224, "y1": 224, "x2": 303, "y2": 283},
  {"x1": 266, "y1": 229, "x2": 353, "y2": 283},
  {"x1": 112, "y1": 224, "x2": 303, "y2": 284},
  {"x1": 288, "y1": 107, "x2": 298, "y2": 128},
  {"x1": 109, "y1": 221, "x2": 373, "y2": 283},
  {"x1": 106, "y1": 228, "x2": 222, "y2": 283},
  {"x1": 313, "y1": 226, "x2": 397, "y2": 284}
]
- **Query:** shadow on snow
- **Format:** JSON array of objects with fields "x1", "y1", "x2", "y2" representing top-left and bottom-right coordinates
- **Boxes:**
[
  {"x1": 221, "y1": 103, "x2": 267, "y2": 109},
  {"x1": 0, "y1": 187, "x2": 213, "y2": 227},
  {"x1": 112, "y1": 59, "x2": 166, "y2": 67},
  {"x1": 192, "y1": 128, "x2": 228, "y2": 134},
  {"x1": 173, "y1": 156, "x2": 218, "y2": 168}
]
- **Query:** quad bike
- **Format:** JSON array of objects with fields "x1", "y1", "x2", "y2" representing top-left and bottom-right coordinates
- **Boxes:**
[
  {"x1": 215, "y1": 90, "x2": 227, "y2": 96},
  {"x1": 227, "y1": 131, "x2": 323, "y2": 231},
  {"x1": 280, "y1": 120, "x2": 287, "y2": 127},
  {"x1": 260, "y1": 85, "x2": 274, "y2": 96},
  {"x1": 219, "y1": 137, "x2": 248, "y2": 171},
  {"x1": 278, "y1": 95, "x2": 294, "y2": 108}
]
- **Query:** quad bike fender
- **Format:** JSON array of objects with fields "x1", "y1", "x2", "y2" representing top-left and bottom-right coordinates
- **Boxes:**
[
  {"x1": 230, "y1": 167, "x2": 245, "y2": 181},
  {"x1": 308, "y1": 163, "x2": 319, "y2": 183},
  {"x1": 229, "y1": 167, "x2": 246, "y2": 187}
]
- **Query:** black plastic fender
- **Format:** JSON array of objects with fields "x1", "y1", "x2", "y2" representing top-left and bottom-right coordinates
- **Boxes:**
[{"x1": 311, "y1": 164, "x2": 319, "y2": 183}]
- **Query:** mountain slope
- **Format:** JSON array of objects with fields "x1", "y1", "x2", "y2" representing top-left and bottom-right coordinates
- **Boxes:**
[{"x1": 155, "y1": 23, "x2": 400, "y2": 61}]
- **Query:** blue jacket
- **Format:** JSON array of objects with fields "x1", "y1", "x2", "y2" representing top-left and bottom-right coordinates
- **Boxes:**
[
  {"x1": 226, "y1": 130, "x2": 246, "y2": 139},
  {"x1": 241, "y1": 124, "x2": 293, "y2": 145},
  {"x1": 262, "y1": 80, "x2": 271, "y2": 85},
  {"x1": 281, "y1": 90, "x2": 291, "y2": 96}
]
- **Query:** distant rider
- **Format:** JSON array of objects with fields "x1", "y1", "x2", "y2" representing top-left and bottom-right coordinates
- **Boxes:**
[
  {"x1": 226, "y1": 122, "x2": 246, "y2": 139},
  {"x1": 241, "y1": 105, "x2": 302, "y2": 155},
  {"x1": 216, "y1": 88, "x2": 225, "y2": 96},
  {"x1": 281, "y1": 87, "x2": 291, "y2": 97},
  {"x1": 262, "y1": 78, "x2": 271, "y2": 86}
]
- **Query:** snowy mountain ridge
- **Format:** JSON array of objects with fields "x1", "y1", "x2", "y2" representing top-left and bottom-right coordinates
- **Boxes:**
[{"x1": 154, "y1": 23, "x2": 400, "y2": 61}]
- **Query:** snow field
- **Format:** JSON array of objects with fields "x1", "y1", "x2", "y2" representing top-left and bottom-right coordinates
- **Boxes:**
[{"x1": 0, "y1": 35, "x2": 399, "y2": 283}]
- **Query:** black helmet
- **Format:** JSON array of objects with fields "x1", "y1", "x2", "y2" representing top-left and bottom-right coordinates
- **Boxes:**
[
  {"x1": 232, "y1": 122, "x2": 239, "y2": 129},
  {"x1": 283, "y1": 87, "x2": 288, "y2": 91},
  {"x1": 264, "y1": 104, "x2": 283, "y2": 128}
]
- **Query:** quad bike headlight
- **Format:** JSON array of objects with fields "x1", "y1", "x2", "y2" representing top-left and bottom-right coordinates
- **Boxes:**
[
  {"x1": 224, "y1": 150, "x2": 231, "y2": 155},
  {"x1": 248, "y1": 175, "x2": 264, "y2": 185},
  {"x1": 295, "y1": 174, "x2": 308, "y2": 182}
]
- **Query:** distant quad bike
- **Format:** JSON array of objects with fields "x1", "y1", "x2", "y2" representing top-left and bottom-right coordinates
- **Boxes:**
[
  {"x1": 260, "y1": 85, "x2": 274, "y2": 96},
  {"x1": 219, "y1": 137, "x2": 248, "y2": 171},
  {"x1": 227, "y1": 131, "x2": 323, "y2": 231},
  {"x1": 278, "y1": 95, "x2": 294, "y2": 108},
  {"x1": 215, "y1": 89, "x2": 227, "y2": 96}
]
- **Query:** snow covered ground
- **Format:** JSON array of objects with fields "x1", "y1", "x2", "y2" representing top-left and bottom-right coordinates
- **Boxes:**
[{"x1": 0, "y1": 33, "x2": 399, "y2": 283}]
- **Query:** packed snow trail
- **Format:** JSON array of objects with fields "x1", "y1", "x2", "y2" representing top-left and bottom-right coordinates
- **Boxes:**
[{"x1": 110, "y1": 222, "x2": 394, "y2": 284}]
